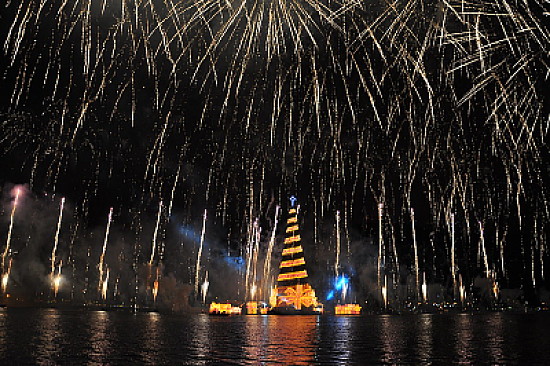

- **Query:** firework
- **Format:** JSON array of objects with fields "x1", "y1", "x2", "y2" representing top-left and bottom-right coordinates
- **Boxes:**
[
  {"x1": 1, "y1": 258, "x2": 12, "y2": 294},
  {"x1": 98, "y1": 208, "x2": 113, "y2": 296},
  {"x1": 53, "y1": 260, "x2": 63, "y2": 298},
  {"x1": 50, "y1": 197, "x2": 65, "y2": 293},
  {"x1": 201, "y1": 271, "x2": 209, "y2": 304},
  {"x1": 411, "y1": 208, "x2": 420, "y2": 302},
  {"x1": 102, "y1": 268, "x2": 110, "y2": 301},
  {"x1": 450, "y1": 213, "x2": 457, "y2": 297},
  {"x1": 194, "y1": 209, "x2": 207, "y2": 296},
  {"x1": 2, "y1": 188, "x2": 20, "y2": 273},
  {"x1": 335, "y1": 210, "x2": 341, "y2": 278},
  {"x1": 381, "y1": 276, "x2": 388, "y2": 309},
  {"x1": 263, "y1": 205, "x2": 280, "y2": 297},
  {"x1": 0, "y1": 0, "x2": 547, "y2": 308},
  {"x1": 422, "y1": 272, "x2": 428, "y2": 303},
  {"x1": 150, "y1": 201, "x2": 163, "y2": 265},
  {"x1": 377, "y1": 203, "x2": 384, "y2": 291}
]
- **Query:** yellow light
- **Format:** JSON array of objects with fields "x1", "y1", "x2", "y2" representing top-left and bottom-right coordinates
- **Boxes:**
[
  {"x1": 280, "y1": 258, "x2": 306, "y2": 268},
  {"x1": 282, "y1": 245, "x2": 303, "y2": 255},
  {"x1": 335, "y1": 304, "x2": 362, "y2": 315},
  {"x1": 287, "y1": 217, "x2": 297, "y2": 224},
  {"x1": 289, "y1": 209, "x2": 296, "y2": 214},
  {"x1": 209, "y1": 302, "x2": 232, "y2": 314},
  {"x1": 283, "y1": 235, "x2": 301, "y2": 244},
  {"x1": 277, "y1": 270, "x2": 308, "y2": 281},
  {"x1": 286, "y1": 225, "x2": 299, "y2": 233}
]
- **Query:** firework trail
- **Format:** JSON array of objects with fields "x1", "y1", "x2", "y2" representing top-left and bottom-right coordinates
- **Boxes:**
[
  {"x1": 201, "y1": 271, "x2": 209, "y2": 304},
  {"x1": 450, "y1": 213, "x2": 457, "y2": 297},
  {"x1": 422, "y1": 272, "x2": 428, "y2": 303},
  {"x1": 53, "y1": 260, "x2": 63, "y2": 298},
  {"x1": 335, "y1": 210, "x2": 341, "y2": 278},
  {"x1": 2, "y1": 188, "x2": 20, "y2": 273},
  {"x1": 148, "y1": 200, "x2": 163, "y2": 297},
  {"x1": 479, "y1": 221, "x2": 490, "y2": 278},
  {"x1": 98, "y1": 207, "x2": 113, "y2": 295},
  {"x1": 102, "y1": 267, "x2": 110, "y2": 301},
  {"x1": 152, "y1": 266, "x2": 160, "y2": 304},
  {"x1": 194, "y1": 209, "x2": 207, "y2": 296},
  {"x1": 150, "y1": 201, "x2": 163, "y2": 265},
  {"x1": 1, "y1": 258, "x2": 12, "y2": 294},
  {"x1": 459, "y1": 274, "x2": 466, "y2": 306},
  {"x1": 263, "y1": 205, "x2": 280, "y2": 297},
  {"x1": 382, "y1": 276, "x2": 387, "y2": 309},
  {"x1": 377, "y1": 203, "x2": 384, "y2": 291},
  {"x1": 244, "y1": 217, "x2": 257, "y2": 300},
  {"x1": 50, "y1": 197, "x2": 65, "y2": 292},
  {"x1": 411, "y1": 208, "x2": 420, "y2": 302},
  {"x1": 250, "y1": 218, "x2": 260, "y2": 299}
]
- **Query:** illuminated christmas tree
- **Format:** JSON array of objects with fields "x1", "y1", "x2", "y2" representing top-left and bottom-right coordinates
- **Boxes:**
[{"x1": 270, "y1": 196, "x2": 322, "y2": 313}]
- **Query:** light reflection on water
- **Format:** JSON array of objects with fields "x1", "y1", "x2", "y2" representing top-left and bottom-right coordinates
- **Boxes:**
[{"x1": 0, "y1": 309, "x2": 549, "y2": 364}]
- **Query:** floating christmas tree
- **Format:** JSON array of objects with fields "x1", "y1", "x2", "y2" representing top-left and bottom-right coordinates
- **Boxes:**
[{"x1": 270, "y1": 196, "x2": 322, "y2": 313}]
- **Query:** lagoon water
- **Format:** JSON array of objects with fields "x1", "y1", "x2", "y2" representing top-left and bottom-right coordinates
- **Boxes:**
[{"x1": 0, "y1": 309, "x2": 549, "y2": 365}]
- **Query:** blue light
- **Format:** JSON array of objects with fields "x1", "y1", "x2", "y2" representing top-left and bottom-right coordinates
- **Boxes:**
[
  {"x1": 179, "y1": 225, "x2": 245, "y2": 272},
  {"x1": 179, "y1": 225, "x2": 204, "y2": 245},
  {"x1": 326, "y1": 275, "x2": 350, "y2": 300},
  {"x1": 223, "y1": 255, "x2": 245, "y2": 271},
  {"x1": 335, "y1": 275, "x2": 349, "y2": 291}
]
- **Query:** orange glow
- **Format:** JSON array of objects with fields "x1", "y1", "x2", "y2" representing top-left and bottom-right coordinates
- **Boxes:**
[
  {"x1": 209, "y1": 302, "x2": 242, "y2": 315},
  {"x1": 289, "y1": 209, "x2": 296, "y2": 214},
  {"x1": 282, "y1": 246, "x2": 303, "y2": 256},
  {"x1": 246, "y1": 301, "x2": 258, "y2": 314},
  {"x1": 277, "y1": 270, "x2": 308, "y2": 281},
  {"x1": 335, "y1": 304, "x2": 362, "y2": 315},
  {"x1": 280, "y1": 258, "x2": 306, "y2": 268},
  {"x1": 284, "y1": 235, "x2": 301, "y2": 244},
  {"x1": 275, "y1": 284, "x2": 318, "y2": 310},
  {"x1": 287, "y1": 217, "x2": 297, "y2": 224}
]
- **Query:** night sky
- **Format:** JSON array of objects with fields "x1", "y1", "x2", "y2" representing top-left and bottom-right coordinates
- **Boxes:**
[{"x1": 0, "y1": 0, "x2": 548, "y2": 306}]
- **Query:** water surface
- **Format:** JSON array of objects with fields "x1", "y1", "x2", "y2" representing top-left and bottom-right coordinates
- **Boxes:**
[{"x1": 0, "y1": 309, "x2": 548, "y2": 365}]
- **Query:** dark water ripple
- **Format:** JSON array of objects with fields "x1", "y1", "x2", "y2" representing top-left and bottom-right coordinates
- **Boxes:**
[{"x1": 0, "y1": 309, "x2": 549, "y2": 365}]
